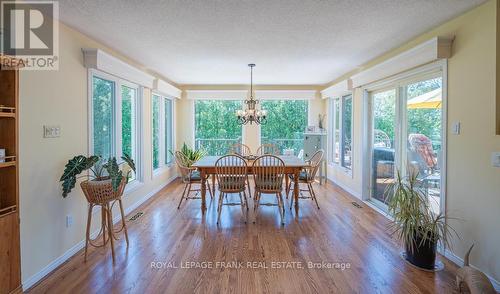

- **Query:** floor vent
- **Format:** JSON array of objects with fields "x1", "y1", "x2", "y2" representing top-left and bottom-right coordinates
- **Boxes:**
[
  {"x1": 129, "y1": 212, "x2": 144, "y2": 221},
  {"x1": 351, "y1": 202, "x2": 363, "y2": 208}
]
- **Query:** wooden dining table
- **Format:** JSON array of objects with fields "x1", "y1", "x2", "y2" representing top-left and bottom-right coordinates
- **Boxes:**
[{"x1": 192, "y1": 155, "x2": 308, "y2": 214}]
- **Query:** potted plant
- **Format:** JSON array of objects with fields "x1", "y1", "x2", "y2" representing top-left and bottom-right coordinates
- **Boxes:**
[
  {"x1": 384, "y1": 170, "x2": 456, "y2": 270},
  {"x1": 59, "y1": 154, "x2": 136, "y2": 198},
  {"x1": 171, "y1": 143, "x2": 206, "y2": 167}
]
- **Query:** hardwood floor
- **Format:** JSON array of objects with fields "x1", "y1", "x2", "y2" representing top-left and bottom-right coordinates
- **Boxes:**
[{"x1": 28, "y1": 179, "x2": 459, "y2": 294}]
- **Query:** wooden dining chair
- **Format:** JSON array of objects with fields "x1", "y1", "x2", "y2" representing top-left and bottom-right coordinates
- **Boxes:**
[
  {"x1": 252, "y1": 155, "x2": 286, "y2": 225},
  {"x1": 287, "y1": 149, "x2": 324, "y2": 209},
  {"x1": 256, "y1": 143, "x2": 280, "y2": 155},
  {"x1": 229, "y1": 143, "x2": 252, "y2": 157},
  {"x1": 175, "y1": 151, "x2": 212, "y2": 209},
  {"x1": 215, "y1": 154, "x2": 249, "y2": 225}
]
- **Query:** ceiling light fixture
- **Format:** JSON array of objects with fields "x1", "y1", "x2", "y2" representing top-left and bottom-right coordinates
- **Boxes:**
[{"x1": 236, "y1": 64, "x2": 267, "y2": 125}]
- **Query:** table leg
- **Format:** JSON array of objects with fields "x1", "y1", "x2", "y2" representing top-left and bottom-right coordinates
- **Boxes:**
[
  {"x1": 285, "y1": 175, "x2": 289, "y2": 197},
  {"x1": 201, "y1": 170, "x2": 207, "y2": 214},
  {"x1": 212, "y1": 174, "x2": 216, "y2": 197},
  {"x1": 294, "y1": 169, "x2": 300, "y2": 214}
]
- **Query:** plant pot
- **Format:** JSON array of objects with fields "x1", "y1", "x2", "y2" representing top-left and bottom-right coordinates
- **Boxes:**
[
  {"x1": 404, "y1": 233, "x2": 437, "y2": 270},
  {"x1": 80, "y1": 177, "x2": 126, "y2": 204}
]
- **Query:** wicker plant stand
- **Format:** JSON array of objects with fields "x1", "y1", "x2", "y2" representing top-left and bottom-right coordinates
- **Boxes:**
[{"x1": 80, "y1": 178, "x2": 129, "y2": 262}]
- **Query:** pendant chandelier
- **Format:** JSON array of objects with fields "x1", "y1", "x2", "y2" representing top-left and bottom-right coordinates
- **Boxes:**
[{"x1": 236, "y1": 64, "x2": 267, "y2": 125}]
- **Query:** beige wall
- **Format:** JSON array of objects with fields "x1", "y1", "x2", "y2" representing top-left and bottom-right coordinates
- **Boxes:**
[
  {"x1": 19, "y1": 23, "x2": 178, "y2": 286},
  {"x1": 324, "y1": 0, "x2": 500, "y2": 282}
]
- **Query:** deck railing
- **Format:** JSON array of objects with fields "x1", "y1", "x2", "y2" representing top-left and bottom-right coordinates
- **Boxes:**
[
  {"x1": 261, "y1": 138, "x2": 304, "y2": 155},
  {"x1": 195, "y1": 138, "x2": 242, "y2": 156}
]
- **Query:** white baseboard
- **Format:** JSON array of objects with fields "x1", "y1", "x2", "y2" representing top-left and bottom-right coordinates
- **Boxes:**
[
  {"x1": 326, "y1": 177, "x2": 362, "y2": 200},
  {"x1": 22, "y1": 176, "x2": 178, "y2": 291},
  {"x1": 441, "y1": 247, "x2": 500, "y2": 292}
]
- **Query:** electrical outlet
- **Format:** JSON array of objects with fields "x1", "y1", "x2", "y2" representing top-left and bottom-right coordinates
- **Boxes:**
[
  {"x1": 43, "y1": 125, "x2": 61, "y2": 138},
  {"x1": 66, "y1": 215, "x2": 73, "y2": 228},
  {"x1": 451, "y1": 122, "x2": 460, "y2": 135},
  {"x1": 492, "y1": 152, "x2": 500, "y2": 168}
]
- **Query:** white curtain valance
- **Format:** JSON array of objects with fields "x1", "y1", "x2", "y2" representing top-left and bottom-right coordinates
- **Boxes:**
[
  {"x1": 351, "y1": 36, "x2": 453, "y2": 88},
  {"x1": 254, "y1": 90, "x2": 317, "y2": 100},
  {"x1": 321, "y1": 79, "x2": 352, "y2": 99},
  {"x1": 153, "y1": 79, "x2": 181, "y2": 99},
  {"x1": 185, "y1": 90, "x2": 248, "y2": 100},
  {"x1": 82, "y1": 48, "x2": 155, "y2": 88}
]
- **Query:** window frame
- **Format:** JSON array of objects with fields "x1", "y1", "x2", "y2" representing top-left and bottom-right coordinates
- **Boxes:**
[
  {"x1": 88, "y1": 69, "x2": 144, "y2": 187},
  {"x1": 151, "y1": 92, "x2": 176, "y2": 176},
  {"x1": 329, "y1": 93, "x2": 353, "y2": 174}
]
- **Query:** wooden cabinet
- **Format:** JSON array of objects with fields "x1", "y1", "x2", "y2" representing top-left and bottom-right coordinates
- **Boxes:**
[{"x1": 0, "y1": 55, "x2": 21, "y2": 294}]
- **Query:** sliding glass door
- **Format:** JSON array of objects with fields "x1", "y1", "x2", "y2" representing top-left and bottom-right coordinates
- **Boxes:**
[
  {"x1": 370, "y1": 88, "x2": 397, "y2": 206},
  {"x1": 368, "y1": 71, "x2": 444, "y2": 213}
]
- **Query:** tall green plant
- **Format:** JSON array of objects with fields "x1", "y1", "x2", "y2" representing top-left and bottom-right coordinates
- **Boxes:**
[
  {"x1": 384, "y1": 170, "x2": 456, "y2": 253},
  {"x1": 59, "y1": 153, "x2": 136, "y2": 198},
  {"x1": 170, "y1": 143, "x2": 206, "y2": 167}
]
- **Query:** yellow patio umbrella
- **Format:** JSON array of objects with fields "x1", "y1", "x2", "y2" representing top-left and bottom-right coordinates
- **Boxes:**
[{"x1": 407, "y1": 88, "x2": 442, "y2": 109}]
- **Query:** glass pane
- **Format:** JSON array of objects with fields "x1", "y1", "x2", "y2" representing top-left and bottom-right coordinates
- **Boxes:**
[
  {"x1": 122, "y1": 86, "x2": 137, "y2": 181},
  {"x1": 260, "y1": 100, "x2": 308, "y2": 155},
  {"x1": 164, "y1": 99, "x2": 173, "y2": 164},
  {"x1": 92, "y1": 76, "x2": 114, "y2": 161},
  {"x1": 371, "y1": 89, "x2": 396, "y2": 205},
  {"x1": 194, "y1": 100, "x2": 242, "y2": 155},
  {"x1": 406, "y1": 77, "x2": 442, "y2": 214},
  {"x1": 341, "y1": 95, "x2": 353, "y2": 169},
  {"x1": 121, "y1": 86, "x2": 136, "y2": 159},
  {"x1": 152, "y1": 95, "x2": 161, "y2": 169},
  {"x1": 333, "y1": 99, "x2": 340, "y2": 164}
]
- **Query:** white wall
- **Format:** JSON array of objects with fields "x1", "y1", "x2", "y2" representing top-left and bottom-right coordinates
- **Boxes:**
[{"x1": 19, "y1": 23, "x2": 177, "y2": 288}]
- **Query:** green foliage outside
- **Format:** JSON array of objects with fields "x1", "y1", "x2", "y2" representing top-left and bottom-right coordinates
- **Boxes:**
[
  {"x1": 261, "y1": 100, "x2": 308, "y2": 153},
  {"x1": 92, "y1": 77, "x2": 114, "y2": 161},
  {"x1": 152, "y1": 95, "x2": 161, "y2": 168},
  {"x1": 195, "y1": 100, "x2": 242, "y2": 155},
  {"x1": 373, "y1": 78, "x2": 442, "y2": 151}
]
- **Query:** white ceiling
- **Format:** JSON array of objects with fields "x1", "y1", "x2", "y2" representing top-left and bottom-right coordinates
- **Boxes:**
[{"x1": 58, "y1": 0, "x2": 486, "y2": 85}]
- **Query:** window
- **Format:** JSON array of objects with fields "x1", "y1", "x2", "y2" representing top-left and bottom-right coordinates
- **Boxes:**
[
  {"x1": 152, "y1": 93, "x2": 175, "y2": 171},
  {"x1": 90, "y1": 70, "x2": 141, "y2": 181},
  {"x1": 194, "y1": 100, "x2": 242, "y2": 155},
  {"x1": 260, "y1": 100, "x2": 308, "y2": 154},
  {"x1": 329, "y1": 94, "x2": 353, "y2": 170},
  {"x1": 341, "y1": 95, "x2": 353, "y2": 169},
  {"x1": 367, "y1": 65, "x2": 444, "y2": 214}
]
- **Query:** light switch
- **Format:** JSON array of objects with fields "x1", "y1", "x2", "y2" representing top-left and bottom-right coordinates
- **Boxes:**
[
  {"x1": 43, "y1": 125, "x2": 61, "y2": 138},
  {"x1": 451, "y1": 122, "x2": 461, "y2": 135},
  {"x1": 492, "y1": 152, "x2": 500, "y2": 168}
]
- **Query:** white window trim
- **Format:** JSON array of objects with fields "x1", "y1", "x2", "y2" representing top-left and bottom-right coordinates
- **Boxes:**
[
  {"x1": 361, "y1": 60, "x2": 447, "y2": 217},
  {"x1": 87, "y1": 68, "x2": 144, "y2": 189},
  {"x1": 152, "y1": 92, "x2": 176, "y2": 177},
  {"x1": 328, "y1": 93, "x2": 353, "y2": 176}
]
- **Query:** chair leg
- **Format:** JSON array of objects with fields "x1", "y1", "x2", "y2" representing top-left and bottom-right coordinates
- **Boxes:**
[
  {"x1": 276, "y1": 193, "x2": 284, "y2": 225},
  {"x1": 84, "y1": 204, "x2": 93, "y2": 262},
  {"x1": 106, "y1": 203, "x2": 116, "y2": 263},
  {"x1": 177, "y1": 183, "x2": 188, "y2": 209},
  {"x1": 242, "y1": 190, "x2": 249, "y2": 210},
  {"x1": 253, "y1": 191, "x2": 260, "y2": 224},
  {"x1": 309, "y1": 183, "x2": 320, "y2": 209},
  {"x1": 118, "y1": 199, "x2": 129, "y2": 246},
  {"x1": 278, "y1": 192, "x2": 285, "y2": 225},
  {"x1": 289, "y1": 182, "x2": 295, "y2": 210},
  {"x1": 217, "y1": 192, "x2": 224, "y2": 225},
  {"x1": 207, "y1": 182, "x2": 213, "y2": 199},
  {"x1": 238, "y1": 192, "x2": 247, "y2": 224}
]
